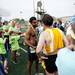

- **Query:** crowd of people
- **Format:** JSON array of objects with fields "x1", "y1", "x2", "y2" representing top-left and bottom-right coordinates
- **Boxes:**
[
  {"x1": 0, "y1": 20, "x2": 23, "y2": 75},
  {"x1": 0, "y1": 14, "x2": 75, "y2": 75}
]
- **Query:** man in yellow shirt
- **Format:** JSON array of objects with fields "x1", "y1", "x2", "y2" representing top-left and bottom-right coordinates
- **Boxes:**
[{"x1": 36, "y1": 14, "x2": 69, "y2": 75}]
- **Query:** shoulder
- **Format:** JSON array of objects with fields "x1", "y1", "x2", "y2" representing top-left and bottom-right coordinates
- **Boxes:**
[
  {"x1": 26, "y1": 25, "x2": 35, "y2": 33},
  {"x1": 55, "y1": 28, "x2": 64, "y2": 34},
  {"x1": 56, "y1": 47, "x2": 69, "y2": 65},
  {"x1": 40, "y1": 31, "x2": 49, "y2": 38}
]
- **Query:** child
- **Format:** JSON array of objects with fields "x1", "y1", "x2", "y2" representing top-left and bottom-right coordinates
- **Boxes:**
[
  {"x1": 2, "y1": 22, "x2": 10, "y2": 53},
  {"x1": 9, "y1": 31, "x2": 21, "y2": 64},
  {"x1": 0, "y1": 32, "x2": 8, "y2": 74}
]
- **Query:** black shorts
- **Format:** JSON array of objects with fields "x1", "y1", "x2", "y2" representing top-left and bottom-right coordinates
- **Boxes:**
[
  {"x1": 43, "y1": 54, "x2": 57, "y2": 73},
  {"x1": 4, "y1": 35, "x2": 10, "y2": 52},
  {"x1": 28, "y1": 53, "x2": 38, "y2": 62}
]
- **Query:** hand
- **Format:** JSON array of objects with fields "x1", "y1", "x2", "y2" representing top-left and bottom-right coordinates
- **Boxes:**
[
  {"x1": 38, "y1": 56, "x2": 48, "y2": 63},
  {"x1": 20, "y1": 33, "x2": 23, "y2": 36},
  {"x1": 41, "y1": 56, "x2": 48, "y2": 59},
  {"x1": 33, "y1": 46, "x2": 36, "y2": 49}
]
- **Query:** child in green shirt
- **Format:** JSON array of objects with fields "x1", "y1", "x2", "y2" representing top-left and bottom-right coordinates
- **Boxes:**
[
  {"x1": 0, "y1": 32, "x2": 8, "y2": 74},
  {"x1": 9, "y1": 31, "x2": 20, "y2": 64}
]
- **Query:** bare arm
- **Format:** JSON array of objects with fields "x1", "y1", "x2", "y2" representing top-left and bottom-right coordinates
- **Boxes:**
[
  {"x1": 66, "y1": 35, "x2": 72, "y2": 45},
  {"x1": 63, "y1": 34, "x2": 69, "y2": 46},
  {"x1": 36, "y1": 32, "x2": 48, "y2": 61},
  {"x1": 58, "y1": 28, "x2": 69, "y2": 46},
  {"x1": 36, "y1": 32, "x2": 45, "y2": 53},
  {"x1": 24, "y1": 39, "x2": 36, "y2": 49},
  {"x1": 3, "y1": 38, "x2": 7, "y2": 44}
]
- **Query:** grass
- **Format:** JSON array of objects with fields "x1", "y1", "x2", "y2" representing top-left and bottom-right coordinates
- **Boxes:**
[
  {"x1": 8, "y1": 49, "x2": 28, "y2": 75},
  {"x1": 7, "y1": 42, "x2": 44, "y2": 75}
]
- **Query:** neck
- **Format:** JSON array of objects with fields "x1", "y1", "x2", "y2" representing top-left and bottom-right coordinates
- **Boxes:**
[
  {"x1": 44, "y1": 26, "x2": 53, "y2": 30},
  {"x1": 33, "y1": 26, "x2": 36, "y2": 29}
]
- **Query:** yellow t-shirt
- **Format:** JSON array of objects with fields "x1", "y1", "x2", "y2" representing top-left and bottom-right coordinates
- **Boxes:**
[
  {"x1": 44, "y1": 28, "x2": 64, "y2": 55},
  {"x1": 37, "y1": 28, "x2": 64, "y2": 55}
]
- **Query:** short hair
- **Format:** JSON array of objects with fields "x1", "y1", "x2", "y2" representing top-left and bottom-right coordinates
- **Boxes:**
[
  {"x1": 29, "y1": 17, "x2": 36, "y2": 23},
  {"x1": 42, "y1": 14, "x2": 53, "y2": 26},
  {"x1": 58, "y1": 19, "x2": 62, "y2": 24}
]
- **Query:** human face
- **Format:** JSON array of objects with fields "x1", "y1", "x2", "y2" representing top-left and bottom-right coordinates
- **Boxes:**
[
  {"x1": 31, "y1": 20, "x2": 38, "y2": 28},
  {"x1": 12, "y1": 21, "x2": 16, "y2": 27}
]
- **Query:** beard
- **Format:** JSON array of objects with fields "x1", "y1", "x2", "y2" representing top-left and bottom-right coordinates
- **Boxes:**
[{"x1": 33, "y1": 25, "x2": 38, "y2": 28}]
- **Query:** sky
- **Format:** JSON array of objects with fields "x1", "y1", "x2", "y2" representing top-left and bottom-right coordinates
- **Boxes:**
[{"x1": 0, "y1": 0, "x2": 75, "y2": 20}]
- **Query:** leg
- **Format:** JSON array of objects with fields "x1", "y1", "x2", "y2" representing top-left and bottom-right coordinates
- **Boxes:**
[
  {"x1": 45, "y1": 70, "x2": 54, "y2": 75},
  {"x1": 4, "y1": 59, "x2": 8, "y2": 74},
  {"x1": 27, "y1": 60, "x2": 33, "y2": 75},
  {"x1": 35, "y1": 60, "x2": 39, "y2": 74},
  {"x1": 0, "y1": 63, "x2": 6, "y2": 75},
  {"x1": 16, "y1": 50, "x2": 20, "y2": 56},
  {"x1": 12, "y1": 51, "x2": 17, "y2": 64},
  {"x1": 44, "y1": 55, "x2": 57, "y2": 75},
  {"x1": 1, "y1": 54, "x2": 8, "y2": 74},
  {"x1": 54, "y1": 71, "x2": 58, "y2": 75}
]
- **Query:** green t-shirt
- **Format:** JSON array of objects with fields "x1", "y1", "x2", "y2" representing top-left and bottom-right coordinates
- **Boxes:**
[
  {"x1": 0, "y1": 38, "x2": 6, "y2": 54},
  {"x1": 2, "y1": 25, "x2": 9, "y2": 30},
  {"x1": 2, "y1": 25, "x2": 9, "y2": 35},
  {"x1": 9, "y1": 26, "x2": 16, "y2": 33},
  {"x1": 0, "y1": 26, "x2": 3, "y2": 32},
  {"x1": 10, "y1": 35, "x2": 20, "y2": 51}
]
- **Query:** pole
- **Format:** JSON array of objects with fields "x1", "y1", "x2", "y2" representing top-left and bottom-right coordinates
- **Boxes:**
[{"x1": 33, "y1": 0, "x2": 35, "y2": 16}]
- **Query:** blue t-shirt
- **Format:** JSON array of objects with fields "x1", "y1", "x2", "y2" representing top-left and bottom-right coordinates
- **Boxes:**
[{"x1": 56, "y1": 47, "x2": 75, "y2": 75}]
